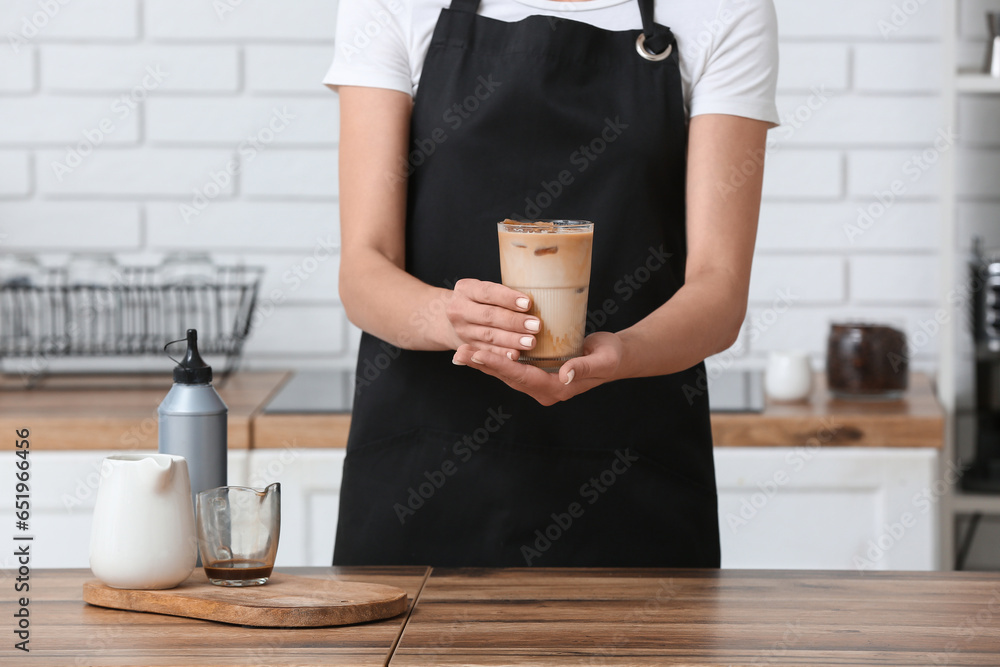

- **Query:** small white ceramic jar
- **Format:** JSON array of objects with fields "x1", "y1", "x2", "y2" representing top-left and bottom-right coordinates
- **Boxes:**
[{"x1": 764, "y1": 350, "x2": 813, "y2": 402}]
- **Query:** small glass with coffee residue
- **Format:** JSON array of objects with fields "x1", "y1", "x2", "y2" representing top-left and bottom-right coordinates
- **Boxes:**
[{"x1": 196, "y1": 483, "x2": 280, "y2": 586}]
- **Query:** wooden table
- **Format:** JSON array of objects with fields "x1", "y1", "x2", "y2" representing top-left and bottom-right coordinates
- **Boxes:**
[
  {"x1": 395, "y1": 568, "x2": 1000, "y2": 665},
  {"x1": 4, "y1": 566, "x2": 428, "y2": 666},
  {"x1": 5, "y1": 567, "x2": 999, "y2": 666}
]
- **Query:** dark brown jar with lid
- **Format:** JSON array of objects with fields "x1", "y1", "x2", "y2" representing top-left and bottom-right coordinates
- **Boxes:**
[{"x1": 826, "y1": 322, "x2": 908, "y2": 400}]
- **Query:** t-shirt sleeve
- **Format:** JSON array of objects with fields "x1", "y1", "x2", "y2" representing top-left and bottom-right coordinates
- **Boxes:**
[
  {"x1": 323, "y1": 0, "x2": 413, "y2": 96},
  {"x1": 688, "y1": 0, "x2": 779, "y2": 125}
]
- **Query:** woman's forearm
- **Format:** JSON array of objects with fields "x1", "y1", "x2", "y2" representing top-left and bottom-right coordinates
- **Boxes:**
[
  {"x1": 616, "y1": 114, "x2": 769, "y2": 381},
  {"x1": 337, "y1": 86, "x2": 458, "y2": 352},
  {"x1": 615, "y1": 268, "x2": 747, "y2": 379},
  {"x1": 340, "y1": 249, "x2": 457, "y2": 351}
]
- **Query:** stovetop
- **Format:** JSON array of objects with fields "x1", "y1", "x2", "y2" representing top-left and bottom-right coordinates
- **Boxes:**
[{"x1": 707, "y1": 369, "x2": 765, "y2": 413}]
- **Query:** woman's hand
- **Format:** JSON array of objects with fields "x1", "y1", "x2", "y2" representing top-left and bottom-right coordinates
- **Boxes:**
[
  {"x1": 444, "y1": 278, "x2": 542, "y2": 359},
  {"x1": 452, "y1": 331, "x2": 624, "y2": 406}
]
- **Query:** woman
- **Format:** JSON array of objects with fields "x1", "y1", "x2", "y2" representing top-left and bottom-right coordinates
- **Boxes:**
[{"x1": 325, "y1": 0, "x2": 778, "y2": 567}]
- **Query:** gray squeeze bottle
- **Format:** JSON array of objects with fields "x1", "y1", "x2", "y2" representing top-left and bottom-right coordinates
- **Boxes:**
[{"x1": 158, "y1": 329, "x2": 227, "y2": 510}]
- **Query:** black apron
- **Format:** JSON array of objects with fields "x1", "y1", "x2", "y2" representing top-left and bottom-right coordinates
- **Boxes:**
[{"x1": 334, "y1": 0, "x2": 720, "y2": 568}]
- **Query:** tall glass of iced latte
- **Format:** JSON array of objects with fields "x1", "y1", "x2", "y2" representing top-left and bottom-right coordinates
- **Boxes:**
[{"x1": 497, "y1": 219, "x2": 593, "y2": 371}]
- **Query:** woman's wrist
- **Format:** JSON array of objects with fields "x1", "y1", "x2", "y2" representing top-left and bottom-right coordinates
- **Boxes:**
[
  {"x1": 418, "y1": 286, "x2": 461, "y2": 351},
  {"x1": 611, "y1": 328, "x2": 641, "y2": 382}
]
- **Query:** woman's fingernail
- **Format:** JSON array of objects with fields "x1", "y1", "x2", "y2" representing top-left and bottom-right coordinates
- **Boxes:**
[
  {"x1": 564, "y1": 369, "x2": 576, "y2": 385},
  {"x1": 506, "y1": 351, "x2": 514, "y2": 361},
  {"x1": 516, "y1": 297, "x2": 530, "y2": 310},
  {"x1": 519, "y1": 336, "x2": 534, "y2": 348},
  {"x1": 452, "y1": 356, "x2": 465, "y2": 366},
  {"x1": 471, "y1": 354, "x2": 485, "y2": 365},
  {"x1": 524, "y1": 319, "x2": 540, "y2": 332}
]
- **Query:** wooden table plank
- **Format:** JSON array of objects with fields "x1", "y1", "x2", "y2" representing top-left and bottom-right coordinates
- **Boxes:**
[
  {"x1": 0, "y1": 372, "x2": 290, "y2": 450},
  {"x1": 390, "y1": 568, "x2": 1000, "y2": 666},
  {"x1": 1, "y1": 566, "x2": 429, "y2": 667}
]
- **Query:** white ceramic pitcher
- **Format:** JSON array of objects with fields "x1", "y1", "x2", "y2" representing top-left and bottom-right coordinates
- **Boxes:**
[{"x1": 89, "y1": 453, "x2": 197, "y2": 589}]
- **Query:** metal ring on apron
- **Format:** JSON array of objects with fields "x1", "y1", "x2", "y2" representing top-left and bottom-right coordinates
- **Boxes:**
[{"x1": 635, "y1": 33, "x2": 673, "y2": 62}]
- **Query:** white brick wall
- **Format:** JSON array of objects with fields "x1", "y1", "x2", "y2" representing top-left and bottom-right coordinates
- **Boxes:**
[
  {"x1": 854, "y1": 43, "x2": 944, "y2": 92},
  {"x1": 0, "y1": 0, "x2": 342, "y2": 371},
  {"x1": 0, "y1": 152, "x2": 31, "y2": 196},
  {"x1": 0, "y1": 203, "x2": 142, "y2": 248},
  {"x1": 741, "y1": 0, "x2": 951, "y2": 372},
  {"x1": 775, "y1": 44, "x2": 849, "y2": 91},
  {"x1": 2, "y1": 97, "x2": 142, "y2": 144},
  {"x1": 242, "y1": 150, "x2": 339, "y2": 198},
  {"x1": 145, "y1": 202, "x2": 339, "y2": 249},
  {"x1": 0, "y1": 0, "x2": 139, "y2": 41},
  {"x1": 144, "y1": 0, "x2": 337, "y2": 40},
  {"x1": 847, "y1": 150, "x2": 944, "y2": 198},
  {"x1": 773, "y1": 0, "x2": 941, "y2": 39},
  {"x1": 41, "y1": 46, "x2": 241, "y2": 93},
  {"x1": 0, "y1": 0, "x2": 960, "y2": 377},
  {"x1": 0, "y1": 47, "x2": 35, "y2": 91},
  {"x1": 761, "y1": 149, "x2": 842, "y2": 199},
  {"x1": 774, "y1": 95, "x2": 943, "y2": 146},
  {"x1": 244, "y1": 46, "x2": 336, "y2": 93}
]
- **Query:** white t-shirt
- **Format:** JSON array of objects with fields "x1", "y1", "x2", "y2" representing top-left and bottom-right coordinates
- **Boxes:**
[{"x1": 323, "y1": 0, "x2": 779, "y2": 124}]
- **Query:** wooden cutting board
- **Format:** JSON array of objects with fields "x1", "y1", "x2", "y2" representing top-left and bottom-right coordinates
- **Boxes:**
[{"x1": 83, "y1": 571, "x2": 408, "y2": 627}]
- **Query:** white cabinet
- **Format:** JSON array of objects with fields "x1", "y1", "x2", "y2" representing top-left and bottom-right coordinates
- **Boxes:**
[
  {"x1": 715, "y1": 447, "x2": 940, "y2": 570},
  {"x1": 5, "y1": 447, "x2": 938, "y2": 570},
  {"x1": 246, "y1": 448, "x2": 346, "y2": 567},
  {"x1": 0, "y1": 450, "x2": 250, "y2": 570},
  {"x1": 0, "y1": 448, "x2": 344, "y2": 570}
]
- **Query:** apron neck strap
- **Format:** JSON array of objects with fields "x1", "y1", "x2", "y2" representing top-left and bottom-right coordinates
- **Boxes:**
[
  {"x1": 450, "y1": 0, "x2": 481, "y2": 13},
  {"x1": 449, "y1": 0, "x2": 670, "y2": 56},
  {"x1": 637, "y1": 0, "x2": 671, "y2": 55}
]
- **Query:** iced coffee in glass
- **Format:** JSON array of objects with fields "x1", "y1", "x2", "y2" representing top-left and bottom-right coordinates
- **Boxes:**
[{"x1": 497, "y1": 219, "x2": 593, "y2": 371}]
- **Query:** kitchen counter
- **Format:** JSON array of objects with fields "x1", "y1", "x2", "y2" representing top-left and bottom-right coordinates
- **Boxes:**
[
  {"x1": 255, "y1": 371, "x2": 944, "y2": 449},
  {"x1": 7, "y1": 566, "x2": 999, "y2": 666},
  {"x1": 3, "y1": 370, "x2": 943, "y2": 450},
  {"x1": 0, "y1": 372, "x2": 290, "y2": 450},
  {"x1": 712, "y1": 371, "x2": 943, "y2": 448},
  {"x1": 0, "y1": 371, "x2": 948, "y2": 570}
]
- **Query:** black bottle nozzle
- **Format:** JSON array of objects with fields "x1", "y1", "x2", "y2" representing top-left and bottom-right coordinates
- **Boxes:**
[{"x1": 172, "y1": 329, "x2": 213, "y2": 385}]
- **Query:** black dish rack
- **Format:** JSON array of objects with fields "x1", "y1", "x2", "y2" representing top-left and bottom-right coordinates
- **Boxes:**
[{"x1": 0, "y1": 266, "x2": 263, "y2": 385}]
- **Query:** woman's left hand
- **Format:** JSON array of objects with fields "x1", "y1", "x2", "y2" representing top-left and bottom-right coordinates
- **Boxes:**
[{"x1": 452, "y1": 331, "x2": 624, "y2": 406}]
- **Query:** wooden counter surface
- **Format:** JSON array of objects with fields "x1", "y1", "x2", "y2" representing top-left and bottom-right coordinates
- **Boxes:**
[
  {"x1": 0, "y1": 372, "x2": 290, "y2": 450},
  {"x1": 254, "y1": 372, "x2": 945, "y2": 449},
  {"x1": 712, "y1": 372, "x2": 944, "y2": 448},
  {"x1": 3, "y1": 566, "x2": 428, "y2": 667},
  {"x1": 7, "y1": 567, "x2": 998, "y2": 666},
  {"x1": 3, "y1": 370, "x2": 943, "y2": 450},
  {"x1": 393, "y1": 568, "x2": 1000, "y2": 666},
  {"x1": 255, "y1": 410, "x2": 352, "y2": 450}
]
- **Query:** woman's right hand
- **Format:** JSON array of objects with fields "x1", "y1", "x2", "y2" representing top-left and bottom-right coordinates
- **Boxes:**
[{"x1": 446, "y1": 279, "x2": 541, "y2": 361}]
